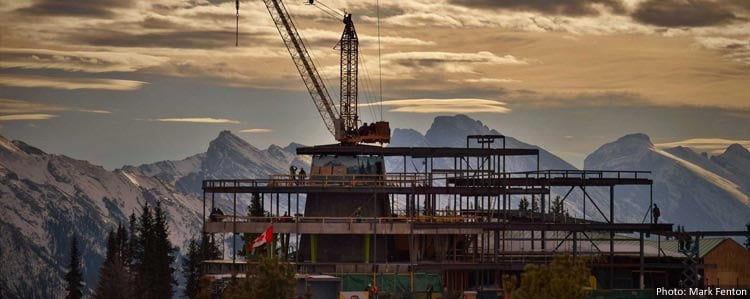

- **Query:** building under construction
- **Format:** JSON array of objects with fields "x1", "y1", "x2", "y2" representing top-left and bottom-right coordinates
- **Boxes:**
[
  {"x1": 201, "y1": 1, "x2": 750, "y2": 297},
  {"x1": 200, "y1": 133, "x2": 732, "y2": 297}
]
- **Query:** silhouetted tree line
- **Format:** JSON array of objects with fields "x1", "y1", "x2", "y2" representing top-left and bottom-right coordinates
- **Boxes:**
[
  {"x1": 93, "y1": 202, "x2": 178, "y2": 299},
  {"x1": 65, "y1": 235, "x2": 84, "y2": 299},
  {"x1": 182, "y1": 233, "x2": 222, "y2": 299}
]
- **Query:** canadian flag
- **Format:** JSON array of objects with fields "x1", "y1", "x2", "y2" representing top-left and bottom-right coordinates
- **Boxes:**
[{"x1": 250, "y1": 225, "x2": 273, "y2": 254}]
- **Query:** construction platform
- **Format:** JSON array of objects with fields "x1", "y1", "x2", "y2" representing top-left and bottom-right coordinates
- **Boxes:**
[{"x1": 200, "y1": 135, "x2": 721, "y2": 292}]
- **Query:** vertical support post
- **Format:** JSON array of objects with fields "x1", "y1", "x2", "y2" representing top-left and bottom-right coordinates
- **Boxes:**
[
  {"x1": 582, "y1": 185, "x2": 586, "y2": 222},
  {"x1": 609, "y1": 186, "x2": 615, "y2": 289},
  {"x1": 373, "y1": 192, "x2": 377, "y2": 263},
  {"x1": 202, "y1": 190, "x2": 206, "y2": 229},
  {"x1": 541, "y1": 192, "x2": 546, "y2": 251},
  {"x1": 311, "y1": 234, "x2": 318, "y2": 263},
  {"x1": 640, "y1": 231, "x2": 645, "y2": 290},
  {"x1": 232, "y1": 189, "x2": 237, "y2": 267},
  {"x1": 364, "y1": 233, "x2": 371, "y2": 263}
]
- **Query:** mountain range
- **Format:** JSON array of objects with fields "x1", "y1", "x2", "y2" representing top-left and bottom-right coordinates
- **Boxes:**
[{"x1": 1, "y1": 115, "x2": 749, "y2": 298}]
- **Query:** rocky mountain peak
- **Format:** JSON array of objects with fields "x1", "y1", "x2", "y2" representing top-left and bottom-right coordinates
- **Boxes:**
[
  {"x1": 616, "y1": 133, "x2": 653, "y2": 147},
  {"x1": 425, "y1": 114, "x2": 497, "y2": 147},
  {"x1": 11, "y1": 140, "x2": 46, "y2": 155},
  {"x1": 724, "y1": 143, "x2": 749, "y2": 157}
]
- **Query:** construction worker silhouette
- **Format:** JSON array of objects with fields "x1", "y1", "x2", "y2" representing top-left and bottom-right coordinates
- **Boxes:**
[{"x1": 652, "y1": 204, "x2": 661, "y2": 224}]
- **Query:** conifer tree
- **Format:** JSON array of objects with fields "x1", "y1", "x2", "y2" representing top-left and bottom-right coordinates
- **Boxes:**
[
  {"x1": 133, "y1": 204, "x2": 152, "y2": 298},
  {"x1": 132, "y1": 201, "x2": 176, "y2": 299},
  {"x1": 65, "y1": 235, "x2": 84, "y2": 299},
  {"x1": 94, "y1": 225, "x2": 132, "y2": 299},
  {"x1": 182, "y1": 238, "x2": 201, "y2": 299},
  {"x1": 552, "y1": 196, "x2": 565, "y2": 218},
  {"x1": 151, "y1": 201, "x2": 176, "y2": 299},
  {"x1": 183, "y1": 233, "x2": 222, "y2": 299},
  {"x1": 221, "y1": 255, "x2": 295, "y2": 299},
  {"x1": 519, "y1": 197, "x2": 529, "y2": 211},
  {"x1": 240, "y1": 193, "x2": 264, "y2": 257}
]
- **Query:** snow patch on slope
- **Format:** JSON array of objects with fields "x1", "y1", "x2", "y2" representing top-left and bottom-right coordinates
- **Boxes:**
[
  {"x1": 652, "y1": 148, "x2": 750, "y2": 206},
  {"x1": 121, "y1": 171, "x2": 140, "y2": 187},
  {"x1": 0, "y1": 137, "x2": 19, "y2": 153}
]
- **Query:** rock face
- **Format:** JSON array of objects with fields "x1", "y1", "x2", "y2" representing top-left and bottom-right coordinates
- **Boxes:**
[
  {"x1": 0, "y1": 135, "x2": 202, "y2": 299},
  {"x1": 124, "y1": 130, "x2": 310, "y2": 196},
  {"x1": 585, "y1": 134, "x2": 750, "y2": 230},
  {"x1": 389, "y1": 115, "x2": 576, "y2": 172},
  {"x1": 0, "y1": 131, "x2": 308, "y2": 299},
  {"x1": 710, "y1": 143, "x2": 750, "y2": 194}
]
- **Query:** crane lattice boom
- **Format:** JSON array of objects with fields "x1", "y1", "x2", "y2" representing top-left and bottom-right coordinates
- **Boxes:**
[
  {"x1": 262, "y1": 0, "x2": 390, "y2": 144},
  {"x1": 263, "y1": 0, "x2": 344, "y2": 140}
]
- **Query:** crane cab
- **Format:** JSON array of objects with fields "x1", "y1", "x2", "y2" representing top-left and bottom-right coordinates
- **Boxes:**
[{"x1": 343, "y1": 121, "x2": 390, "y2": 144}]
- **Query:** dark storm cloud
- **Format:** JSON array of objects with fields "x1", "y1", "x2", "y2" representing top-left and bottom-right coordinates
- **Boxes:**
[
  {"x1": 632, "y1": 0, "x2": 737, "y2": 27},
  {"x1": 75, "y1": 30, "x2": 268, "y2": 49},
  {"x1": 448, "y1": 0, "x2": 625, "y2": 16},
  {"x1": 16, "y1": 0, "x2": 136, "y2": 18}
]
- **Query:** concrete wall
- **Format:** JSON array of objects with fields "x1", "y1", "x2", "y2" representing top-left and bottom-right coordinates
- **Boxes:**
[{"x1": 300, "y1": 192, "x2": 391, "y2": 263}]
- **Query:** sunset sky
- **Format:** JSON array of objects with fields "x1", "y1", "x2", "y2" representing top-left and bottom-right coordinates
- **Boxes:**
[{"x1": 1, "y1": 0, "x2": 749, "y2": 168}]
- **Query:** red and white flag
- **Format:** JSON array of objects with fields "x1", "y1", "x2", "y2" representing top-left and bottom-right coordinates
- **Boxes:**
[{"x1": 250, "y1": 225, "x2": 273, "y2": 254}]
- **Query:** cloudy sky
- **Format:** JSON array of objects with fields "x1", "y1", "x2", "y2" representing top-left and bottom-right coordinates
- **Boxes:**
[{"x1": 1, "y1": 0, "x2": 749, "y2": 169}]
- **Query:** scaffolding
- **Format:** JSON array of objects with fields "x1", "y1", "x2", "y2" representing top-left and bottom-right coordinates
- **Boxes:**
[{"x1": 201, "y1": 135, "x2": 686, "y2": 292}]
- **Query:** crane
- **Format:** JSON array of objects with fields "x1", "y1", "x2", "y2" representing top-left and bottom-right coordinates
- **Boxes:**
[{"x1": 241, "y1": 0, "x2": 390, "y2": 144}]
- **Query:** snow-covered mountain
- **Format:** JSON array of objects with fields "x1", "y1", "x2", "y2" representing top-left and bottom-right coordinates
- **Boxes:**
[
  {"x1": 0, "y1": 136, "x2": 203, "y2": 299},
  {"x1": 389, "y1": 115, "x2": 577, "y2": 172},
  {"x1": 710, "y1": 144, "x2": 750, "y2": 194},
  {"x1": 0, "y1": 131, "x2": 308, "y2": 299},
  {"x1": 123, "y1": 130, "x2": 310, "y2": 196},
  {"x1": 585, "y1": 133, "x2": 750, "y2": 230},
  {"x1": 2, "y1": 116, "x2": 749, "y2": 298}
]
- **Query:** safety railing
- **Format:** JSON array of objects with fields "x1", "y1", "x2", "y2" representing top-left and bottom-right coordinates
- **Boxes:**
[
  {"x1": 505, "y1": 169, "x2": 651, "y2": 180},
  {"x1": 207, "y1": 214, "x2": 481, "y2": 224},
  {"x1": 202, "y1": 169, "x2": 651, "y2": 190},
  {"x1": 204, "y1": 173, "x2": 429, "y2": 189}
]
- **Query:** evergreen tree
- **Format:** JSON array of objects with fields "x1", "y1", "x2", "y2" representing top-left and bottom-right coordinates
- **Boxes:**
[
  {"x1": 133, "y1": 204, "x2": 152, "y2": 298},
  {"x1": 221, "y1": 255, "x2": 295, "y2": 299},
  {"x1": 182, "y1": 238, "x2": 201, "y2": 299},
  {"x1": 94, "y1": 225, "x2": 132, "y2": 299},
  {"x1": 201, "y1": 233, "x2": 222, "y2": 261},
  {"x1": 249, "y1": 193, "x2": 263, "y2": 217},
  {"x1": 128, "y1": 212, "x2": 138, "y2": 268},
  {"x1": 152, "y1": 201, "x2": 176, "y2": 299},
  {"x1": 116, "y1": 223, "x2": 130, "y2": 267},
  {"x1": 240, "y1": 194, "x2": 264, "y2": 257},
  {"x1": 182, "y1": 233, "x2": 222, "y2": 299},
  {"x1": 65, "y1": 235, "x2": 84, "y2": 299},
  {"x1": 519, "y1": 197, "x2": 529, "y2": 211},
  {"x1": 552, "y1": 196, "x2": 565, "y2": 218},
  {"x1": 133, "y1": 201, "x2": 176, "y2": 299}
]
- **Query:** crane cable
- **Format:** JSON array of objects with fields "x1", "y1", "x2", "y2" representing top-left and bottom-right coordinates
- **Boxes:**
[
  {"x1": 235, "y1": 0, "x2": 239, "y2": 46},
  {"x1": 316, "y1": 0, "x2": 345, "y2": 18},
  {"x1": 359, "y1": 51, "x2": 379, "y2": 122},
  {"x1": 312, "y1": 3, "x2": 340, "y2": 20},
  {"x1": 377, "y1": 0, "x2": 383, "y2": 121}
]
